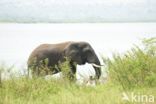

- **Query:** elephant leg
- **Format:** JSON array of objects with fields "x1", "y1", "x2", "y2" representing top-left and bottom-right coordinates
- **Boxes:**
[
  {"x1": 31, "y1": 66, "x2": 40, "y2": 78},
  {"x1": 44, "y1": 63, "x2": 61, "y2": 75},
  {"x1": 68, "y1": 62, "x2": 76, "y2": 81},
  {"x1": 70, "y1": 62, "x2": 76, "y2": 74}
]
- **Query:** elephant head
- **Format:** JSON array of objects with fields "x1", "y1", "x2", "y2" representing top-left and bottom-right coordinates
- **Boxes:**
[{"x1": 64, "y1": 42, "x2": 101, "y2": 79}]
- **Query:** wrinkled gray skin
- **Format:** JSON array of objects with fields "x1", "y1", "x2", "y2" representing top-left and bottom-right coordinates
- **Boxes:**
[{"x1": 27, "y1": 41, "x2": 101, "y2": 79}]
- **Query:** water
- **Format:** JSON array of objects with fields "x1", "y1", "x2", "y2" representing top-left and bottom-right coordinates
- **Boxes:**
[{"x1": 0, "y1": 23, "x2": 156, "y2": 76}]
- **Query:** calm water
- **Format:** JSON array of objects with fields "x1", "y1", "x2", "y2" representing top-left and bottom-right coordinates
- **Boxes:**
[{"x1": 0, "y1": 23, "x2": 156, "y2": 71}]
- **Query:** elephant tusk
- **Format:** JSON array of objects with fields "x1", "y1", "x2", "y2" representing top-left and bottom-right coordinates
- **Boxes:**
[{"x1": 91, "y1": 63, "x2": 104, "y2": 68}]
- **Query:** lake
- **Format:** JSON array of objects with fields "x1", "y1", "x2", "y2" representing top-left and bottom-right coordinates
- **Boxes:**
[{"x1": 0, "y1": 23, "x2": 156, "y2": 75}]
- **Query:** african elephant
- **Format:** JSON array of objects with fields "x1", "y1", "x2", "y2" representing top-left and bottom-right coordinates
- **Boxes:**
[{"x1": 27, "y1": 41, "x2": 101, "y2": 79}]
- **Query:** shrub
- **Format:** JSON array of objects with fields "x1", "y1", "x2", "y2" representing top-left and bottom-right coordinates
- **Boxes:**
[
  {"x1": 103, "y1": 37, "x2": 156, "y2": 89},
  {"x1": 58, "y1": 57, "x2": 76, "y2": 81},
  {"x1": 29, "y1": 57, "x2": 75, "y2": 81}
]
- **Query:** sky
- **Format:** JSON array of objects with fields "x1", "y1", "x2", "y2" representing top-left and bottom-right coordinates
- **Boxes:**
[{"x1": 0, "y1": 0, "x2": 156, "y2": 22}]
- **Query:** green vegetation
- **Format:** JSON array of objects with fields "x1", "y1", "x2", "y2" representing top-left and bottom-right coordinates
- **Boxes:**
[
  {"x1": 103, "y1": 37, "x2": 156, "y2": 89},
  {"x1": 0, "y1": 38, "x2": 156, "y2": 104}
]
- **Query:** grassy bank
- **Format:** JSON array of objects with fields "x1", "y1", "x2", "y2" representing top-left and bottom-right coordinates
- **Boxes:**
[
  {"x1": 0, "y1": 77, "x2": 155, "y2": 104},
  {"x1": 0, "y1": 38, "x2": 156, "y2": 104}
]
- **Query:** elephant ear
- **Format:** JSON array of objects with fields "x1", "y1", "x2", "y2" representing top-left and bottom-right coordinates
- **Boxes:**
[{"x1": 63, "y1": 42, "x2": 75, "y2": 56}]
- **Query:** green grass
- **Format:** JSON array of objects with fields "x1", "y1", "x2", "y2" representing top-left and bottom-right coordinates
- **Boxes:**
[
  {"x1": 0, "y1": 77, "x2": 155, "y2": 104},
  {"x1": 103, "y1": 37, "x2": 156, "y2": 89},
  {"x1": 0, "y1": 37, "x2": 156, "y2": 104}
]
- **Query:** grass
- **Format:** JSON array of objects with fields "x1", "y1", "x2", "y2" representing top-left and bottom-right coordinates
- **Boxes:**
[
  {"x1": 103, "y1": 37, "x2": 156, "y2": 89},
  {"x1": 0, "y1": 37, "x2": 156, "y2": 104},
  {"x1": 0, "y1": 77, "x2": 155, "y2": 104}
]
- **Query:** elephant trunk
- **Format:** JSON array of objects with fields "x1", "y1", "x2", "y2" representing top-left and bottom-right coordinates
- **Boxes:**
[
  {"x1": 93, "y1": 63, "x2": 101, "y2": 79},
  {"x1": 89, "y1": 56, "x2": 101, "y2": 79}
]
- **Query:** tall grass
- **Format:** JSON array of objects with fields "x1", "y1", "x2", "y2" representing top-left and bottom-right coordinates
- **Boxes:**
[
  {"x1": 103, "y1": 37, "x2": 156, "y2": 89},
  {"x1": 0, "y1": 75, "x2": 155, "y2": 104},
  {"x1": 29, "y1": 57, "x2": 75, "y2": 81},
  {"x1": 0, "y1": 73, "x2": 127, "y2": 104}
]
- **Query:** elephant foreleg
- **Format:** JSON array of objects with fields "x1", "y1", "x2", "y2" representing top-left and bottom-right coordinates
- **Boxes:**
[{"x1": 68, "y1": 62, "x2": 76, "y2": 81}]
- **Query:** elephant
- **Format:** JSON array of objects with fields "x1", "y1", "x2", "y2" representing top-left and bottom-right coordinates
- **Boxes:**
[{"x1": 27, "y1": 41, "x2": 101, "y2": 80}]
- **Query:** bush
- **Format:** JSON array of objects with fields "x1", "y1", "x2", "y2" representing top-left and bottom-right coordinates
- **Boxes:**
[
  {"x1": 58, "y1": 57, "x2": 76, "y2": 81},
  {"x1": 103, "y1": 37, "x2": 156, "y2": 89},
  {"x1": 29, "y1": 57, "x2": 76, "y2": 81}
]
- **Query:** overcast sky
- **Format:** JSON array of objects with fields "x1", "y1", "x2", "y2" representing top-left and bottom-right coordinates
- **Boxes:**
[{"x1": 0, "y1": 0, "x2": 156, "y2": 22}]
